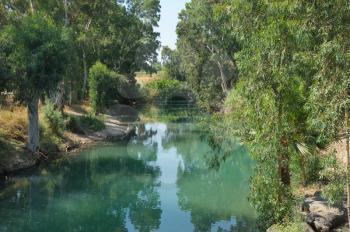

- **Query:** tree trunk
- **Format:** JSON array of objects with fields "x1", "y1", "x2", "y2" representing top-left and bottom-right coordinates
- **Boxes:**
[
  {"x1": 345, "y1": 111, "x2": 350, "y2": 228},
  {"x1": 29, "y1": 0, "x2": 34, "y2": 13},
  {"x1": 63, "y1": 0, "x2": 68, "y2": 25},
  {"x1": 276, "y1": 99, "x2": 291, "y2": 187},
  {"x1": 82, "y1": 49, "x2": 88, "y2": 99},
  {"x1": 52, "y1": 81, "x2": 65, "y2": 113},
  {"x1": 69, "y1": 76, "x2": 73, "y2": 106},
  {"x1": 278, "y1": 153, "x2": 291, "y2": 186},
  {"x1": 300, "y1": 154, "x2": 307, "y2": 186},
  {"x1": 27, "y1": 96, "x2": 39, "y2": 154},
  {"x1": 217, "y1": 61, "x2": 229, "y2": 95}
]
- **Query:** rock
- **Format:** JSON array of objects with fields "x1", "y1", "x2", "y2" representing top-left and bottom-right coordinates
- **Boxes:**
[
  {"x1": 65, "y1": 143, "x2": 80, "y2": 152},
  {"x1": 304, "y1": 223, "x2": 318, "y2": 232},
  {"x1": 106, "y1": 126, "x2": 136, "y2": 141},
  {"x1": 303, "y1": 193, "x2": 347, "y2": 232},
  {"x1": 331, "y1": 226, "x2": 350, "y2": 232}
]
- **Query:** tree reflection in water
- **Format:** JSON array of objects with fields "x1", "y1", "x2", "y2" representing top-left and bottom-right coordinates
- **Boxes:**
[{"x1": 0, "y1": 121, "x2": 256, "y2": 232}]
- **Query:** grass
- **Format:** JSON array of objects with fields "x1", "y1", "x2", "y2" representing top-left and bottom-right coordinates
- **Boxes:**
[
  {"x1": 0, "y1": 103, "x2": 106, "y2": 159},
  {"x1": 0, "y1": 105, "x2": 64, "y2": 154},
  {"x1": 0, "y1": 106, "x2": 29, "y2": 160},
  {"x1": 135, "y1": 71, "x2": 162, "y2": 87},
  {"x1": 0, "y1": 106, "x2": 28, "y2": 143},
  {"x1": 269, "y1": 222, "x2": 304, "y2": 232}
]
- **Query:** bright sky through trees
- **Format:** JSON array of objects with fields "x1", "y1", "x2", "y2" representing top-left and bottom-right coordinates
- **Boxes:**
[{"x1": 156, "y1": 0, "x2": 190, "y2": 49}]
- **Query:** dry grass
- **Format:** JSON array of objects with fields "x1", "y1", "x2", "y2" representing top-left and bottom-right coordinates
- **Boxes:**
[
  {"x1": 135, "y1": 71, "x2": 162, "y2": 87},
  {"x1": 0, "y1": 106, "x2": 28, "y2": 142},
  {"x1": 294, "y1": 183, "x2": 321, "y2": 198},
  {"x1": 65, "y1": 103, "x2": 91, "y2": 116}
]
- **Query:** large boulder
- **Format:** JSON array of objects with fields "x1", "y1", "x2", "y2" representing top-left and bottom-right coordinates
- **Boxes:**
[{"x1": 302, "y1": 192, "x2": 347, "y2": 232}]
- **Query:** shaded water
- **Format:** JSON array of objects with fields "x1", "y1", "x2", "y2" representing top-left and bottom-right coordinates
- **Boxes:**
[{"x1": 0, "y1": 110, "x2": 256, "y2": 232}]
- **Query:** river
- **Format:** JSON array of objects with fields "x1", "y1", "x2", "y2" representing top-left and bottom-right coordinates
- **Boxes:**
[{"x1": 0, "y1": 106, "x2": 257, "y2": 232}]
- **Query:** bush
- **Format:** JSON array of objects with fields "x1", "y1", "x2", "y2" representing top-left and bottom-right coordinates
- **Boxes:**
[
  {"x1": 65, "y1": 116, "x2": 84, "y2": 134},
  {"x1": 270, "y1": 222, "x2": 304, "y2": 232},
  {"x1": 43, "y1": 100, "x2": 64, "y2": 135},
  {"x1": 89, "y1": 61, "x2": 127, "y2": 114},
  {"x1": 144, "y1": 78, "x2": 191, "y2": 103},
  {"x1": 320, "y1": 151, "x2": 347, "y2": 205},
  {"x1": 66, "y1": 114, "x2": 105, "y2": 134}
]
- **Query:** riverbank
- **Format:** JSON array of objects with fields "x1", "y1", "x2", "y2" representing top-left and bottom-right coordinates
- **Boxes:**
[{"x1": 0, "y1": 104, "x2": 136, "y2": 176}]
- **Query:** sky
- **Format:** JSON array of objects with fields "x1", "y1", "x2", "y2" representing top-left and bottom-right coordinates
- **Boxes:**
[{"x1": 155, "y1": 0, "x2": 190, "y2": 50}]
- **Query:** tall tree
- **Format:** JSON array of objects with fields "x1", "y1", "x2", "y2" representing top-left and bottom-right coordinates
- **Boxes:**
[
  {"x1": 177, "y1": 0, "x2": 238, "y2": 95},
  {"x1": 161, "y1": 46, "x2": 185, "y2": 81},
  {"x1": 305, "y1": 0, "x2": 350, "y2": 226},
  {"x1": 223, "y1": 0, "x2": 320, "y2": 228},
  {"x1": 3, "y1": 14, "x2": 69, "y2": 153}
]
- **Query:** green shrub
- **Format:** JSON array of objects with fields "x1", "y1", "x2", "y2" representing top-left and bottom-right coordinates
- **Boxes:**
[
  {"x1": 65, "y1": 116, "x2": 85, "y2": 134},
  {"x1": 80, "y1": 114, "x2": 105, "y2": 131},
  {"x1": 66, "y1": 114, "x2": 105, "y2": 134},
  {"x1": 320, "y1": 151, "x2": 347, "y2": 205},
  {"x1": 144, "y1": 78, "x2": 190, "y2": 103},
  {"x1": 43, "y1": 100, "x2": 64, "y2": 135},
  {"x1": 270, "y1": 222, "x2": 303, "y2": 232},
  {"x1": 89, "y1": 61, "x2": 127, "y2": 114}
]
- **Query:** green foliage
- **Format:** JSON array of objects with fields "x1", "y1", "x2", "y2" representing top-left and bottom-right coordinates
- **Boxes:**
[
  {"x1": 161, "y1": 46, "x2": 185, "y2": 81},
  {"x1": 270, "y1": 222, "x2": 304, "y2": 232},
  {"x1": 0, "y1": 13, "x2": 70, "y2": 152},
  {"x1": 222, "y1": 1, "x2": 317, "y2": 228},
  {"x1": 144, "y1": 78, "x2": 191, "y2": 103},
  {"x1": 305, "y1": 0, "x2": 350, "y2": 144},
  {"x1": 145, "y1": 78, "x2": 181, "y2": 93},
  {"x1": 290, "y1": 151, "x2": 323, "y2": 186},
  {"x1": 89, "y1": 61, "x2": 126, "y2": 114},
  {"x1": 43, "y1": 100, "x2": 64, "y2": 135},
  {"x1": 1, "y1": 0, "x2": 161, "y2": 104},
  {"x1": 3, "y1": 13, "x2": 69, "y2": 103},
  {"x1": 175, "y1": 0, "x2": 238, "y2": 103},
  {"x1": 66, "y1": 114, "x2": 105, "y2": 134},
  {"x1": 188, "y1": 1, "x2": 349, "y2": 229},
  {"x1": 320, "y1": 152, "x2": 347, "y2": 205}
]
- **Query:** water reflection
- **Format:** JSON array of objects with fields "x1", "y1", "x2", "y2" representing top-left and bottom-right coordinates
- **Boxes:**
[{"x1": 0, "y1": 122, "x2": 256, "y2": 232}]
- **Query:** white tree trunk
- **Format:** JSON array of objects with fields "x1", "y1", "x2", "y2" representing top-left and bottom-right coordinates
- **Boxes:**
[
  {"x1": 27, "y1": 96, "x2": 39, "y2": 154},
  {"x1": 217, "y1": 61, "x2": 229, "y2": 95},
  {"x1": 52, "y1": 81, "x2": 65, "y2": 112},
  {"x1": 82, "y1": 49, "x2": 88, "y2": 98},
  {"x1": 29, "y1": 0, "x2": 34, "y2": 13}
]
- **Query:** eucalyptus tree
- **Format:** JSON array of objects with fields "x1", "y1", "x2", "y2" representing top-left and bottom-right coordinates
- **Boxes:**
[
  {"x1": 304, "y1": 0, "x2": 350, "y2": 225},
  {"x1": 0, "y1": 30, "x2": 11, "y2": 93},
  {"x1": 161, "y1": 46, "x2": 185, "y2": 81},
  {"x1": 3, "y1": 14, "x2": 69, "y2": 153},
  {"x1": 176, "y1": 0, "x2": 239, "y2": 95},
  {"x1": 223, "y1": 0, "x2": 319, "y2": 228},
  {"x1": 2, "y1": 0, "x2": 160, "y2": 102},
  {"x1": 69, "y1": 0, "x2": 160, "y2": 98}
]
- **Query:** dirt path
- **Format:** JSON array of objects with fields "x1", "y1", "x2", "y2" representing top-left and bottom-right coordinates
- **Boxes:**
[
  {"x1": 65, "y1": 105, "x2": 137, "y2": 143},
  {"x1": 93, "y1": 114, "x2": 135, "y2": 140},
  {"x1": 324, "y1": 138, "x2": 348, "y2": 164}
]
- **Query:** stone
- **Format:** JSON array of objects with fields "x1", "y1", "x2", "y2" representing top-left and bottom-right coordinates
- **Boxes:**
[{"x1": 303, "y1": 193, "x2": 347, "y2": 232}]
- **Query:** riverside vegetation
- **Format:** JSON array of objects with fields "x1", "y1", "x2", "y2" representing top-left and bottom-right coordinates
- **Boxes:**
[{"x1": 1, "y1": 1, "x2": 350, "y2": 232}]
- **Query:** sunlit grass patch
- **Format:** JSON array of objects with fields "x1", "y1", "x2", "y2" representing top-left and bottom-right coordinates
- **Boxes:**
[{"x1": 0, "y1": 106, "x2": 28, "y2": 142}]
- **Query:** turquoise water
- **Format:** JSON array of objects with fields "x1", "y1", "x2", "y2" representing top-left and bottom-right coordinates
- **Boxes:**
[{"x1": 0, "y1": 121, "x2": 256, "y2": 232}]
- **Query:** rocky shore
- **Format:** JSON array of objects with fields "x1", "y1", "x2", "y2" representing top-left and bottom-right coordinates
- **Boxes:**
[{"x1": 267, "y1": 191, "x2": 349, "y2": 232}]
